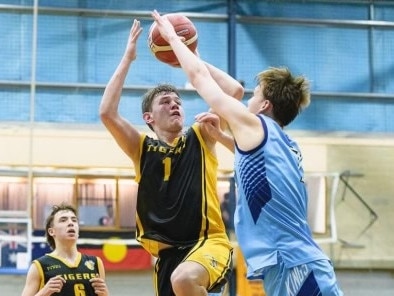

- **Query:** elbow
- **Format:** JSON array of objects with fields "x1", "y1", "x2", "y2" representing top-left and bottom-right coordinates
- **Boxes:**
[
  {"x1": 99, "y1": 106, "x2": 107, "y2": 122},
  {"x1": 100, "y1": 112, "x2": 113, "y2": 127},
  {"x1": 99, "y1": 105, "x2": 113, "y2": 124},
  {"x1": 233, "y1": 84, "x2": 245, "y2": 101},
  {"x1": 99, "y1": 111, "x2": 107, "y2": 123}
]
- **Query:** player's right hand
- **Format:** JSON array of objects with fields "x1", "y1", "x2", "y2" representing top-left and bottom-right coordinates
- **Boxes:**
[{"x1": 43, "y1": 275, "x2": 65, "y2": 294}]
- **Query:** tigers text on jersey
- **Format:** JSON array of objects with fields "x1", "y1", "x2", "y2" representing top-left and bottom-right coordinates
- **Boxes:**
[{"x1": 34, "y1": 252, "x2": 99, "y2": 296}]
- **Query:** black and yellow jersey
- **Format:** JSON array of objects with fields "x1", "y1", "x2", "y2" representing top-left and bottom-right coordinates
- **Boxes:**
[
  {"x1": 34, "y1": 252, "x2": 99, "y2": 296},
  {"x1": 135, "y1": 124, "x2": 228, "y2": 256}
]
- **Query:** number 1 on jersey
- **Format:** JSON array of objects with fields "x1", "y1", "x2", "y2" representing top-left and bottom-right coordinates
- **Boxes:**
[{"x1": 163, "y1": 157, "x2": 171, "y2": 181}]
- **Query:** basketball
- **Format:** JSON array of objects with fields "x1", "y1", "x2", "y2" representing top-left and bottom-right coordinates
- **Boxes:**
[{"x1": 148, "y1": 13, "x2": 198, "y2": 67}]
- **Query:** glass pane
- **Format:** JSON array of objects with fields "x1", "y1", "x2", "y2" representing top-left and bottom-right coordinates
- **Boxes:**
[
  {"x1": 0, "y1": 176, "x2": 29, "y2": 212},
  {"x1": 118, "y1": 179, "x2": 138, "y2": 229},
  {"x1": 77, "y1": 178, "x2": 116, "y2": 227}
]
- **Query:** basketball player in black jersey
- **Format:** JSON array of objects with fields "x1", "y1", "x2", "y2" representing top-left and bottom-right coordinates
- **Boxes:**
[
  {"x1": 100, "y1": 20, "x2": 244, "y2": 296},
  {"x1": 21, "y1": 203, "x2": 109, "y2": 296}
]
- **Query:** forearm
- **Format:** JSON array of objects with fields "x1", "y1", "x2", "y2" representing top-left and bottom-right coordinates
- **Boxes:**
[
  {"x1": 100, "y1": 54, "x2": 133, "y2": 116},
  {"x1": 204, "y1": 63, "x2": 244, "y2": 100},
  {"x1": 168, "y1": 36, "x2": 209, "y2": 85},
  {"x1": 217, "y1": 130, "x2": 235, "y2": 153}
]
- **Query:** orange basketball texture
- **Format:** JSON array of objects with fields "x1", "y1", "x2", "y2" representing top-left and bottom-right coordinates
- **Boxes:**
[{"x1": 148, "y1": 14, "x2": 198, "y2": 66}]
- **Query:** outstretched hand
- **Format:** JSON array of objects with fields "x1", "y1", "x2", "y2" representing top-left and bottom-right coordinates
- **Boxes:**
[
  {"x1": 151, "y1": 10, "x2": 179, "y2": 44},
  {"x1": 125, "y1": 19, "x2": 143, "y2": 61}
]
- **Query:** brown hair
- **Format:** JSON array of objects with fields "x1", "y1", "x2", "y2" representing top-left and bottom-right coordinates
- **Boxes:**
[
  {"x1": 256, "y1": 67, "x2": 310, "y2": 127},
  {"x1": 45, "y1": 203, "x2": 77, "y2": 250},
  {"x1": 141, "y1": 84, "x2": 180, "y2": 131}
]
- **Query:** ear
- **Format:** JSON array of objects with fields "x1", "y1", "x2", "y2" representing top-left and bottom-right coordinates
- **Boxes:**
[
  {"x1": 260, "y1": 99, "x2": 272, "y2": 113},
  {"x1": 143, "y1": 112, "x2": 153, "y2": 125},
  {"x1": 47, "y1": 227, "x2": 55, "y2": 237}
]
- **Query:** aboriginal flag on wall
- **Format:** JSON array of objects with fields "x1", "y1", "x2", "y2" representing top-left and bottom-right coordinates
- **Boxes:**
[{"x1": 78, "y1": 230, "x2": 152, "y2": 271}]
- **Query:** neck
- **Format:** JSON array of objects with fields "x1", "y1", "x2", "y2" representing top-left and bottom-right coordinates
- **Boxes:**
[
  {"x1": 52, "y1": 245, "x2": 78, "y2": 260},
  {"x1": 155, "y1": 129, "x2": 183, "y2": 145}
]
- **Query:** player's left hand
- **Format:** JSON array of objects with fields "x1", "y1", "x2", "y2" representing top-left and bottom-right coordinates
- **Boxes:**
[
  {"x1": 90, "y1": 276, "x2": 109, "y2": 296},
  {"x1": 195, "y1": 112, "x2": 222, "y2": 140}
]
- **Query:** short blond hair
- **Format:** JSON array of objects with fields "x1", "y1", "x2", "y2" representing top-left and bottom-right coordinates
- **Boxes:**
[{"x1": 256, "y1": 67, "x2": 310, "y2": 126}]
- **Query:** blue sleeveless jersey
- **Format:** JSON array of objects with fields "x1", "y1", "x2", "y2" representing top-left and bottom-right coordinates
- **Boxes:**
[{"x1": 234, "y1": 114, "x2": 328, "y2": 278}]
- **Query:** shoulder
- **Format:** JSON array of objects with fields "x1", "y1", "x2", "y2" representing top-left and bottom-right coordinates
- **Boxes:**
[
  {"x1": 22, "y1": 262, "x2": 42, "y2": 292},
  {"x1": 80, "y1": 253, "x2": 100, "y2": 270},
  {"x1": 234, "y1": 114, "x2": 268, "y2": 153},
  {"x1": 141, "y1": 132, "x2": 162, "y2": 146},
  {"x1": 189, "y1": 122, "x2": 208, "y2": 142},
  {"x1": 34, "y1": 253, "x2": 51, "y2": 264},
  {"x1": 188, "y1": 123, "x2": 199, "y2": 135},
  {"x1": 81, "y1": 253, "x2": 98, "y2": 262},
  {"x1": 189, "y1": 123, "x2": 214, "y2": 147},
  {"x1": 96, "y1": 256, "x2": 104, "y2": 266}
]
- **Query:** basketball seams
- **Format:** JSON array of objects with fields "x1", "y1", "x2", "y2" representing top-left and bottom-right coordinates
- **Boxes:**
[
  {"x1": 148, "y1": 13, "x2": 198, "y2": 66},
  {"x1": 149, "y1": 23, "x2": 196, "y2": 46},
  {"x1": 149, "y1": 33, "x2": 198, "y2": 53}
]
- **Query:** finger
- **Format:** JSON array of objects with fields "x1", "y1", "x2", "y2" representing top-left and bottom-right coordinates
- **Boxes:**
[
  {"x1": 195, "y1": 114, "x2": 208, "y2": 122},
  {"x1": 152, "y1": 10, "x2": 160, "y2": 20},
  {"x1": 197, "y1": 113, "x2": 216, "y2": 122},
  {"x1": 54, "y1": 278, "x2": 65, "y2": 284},
  {"x1": 194, "y1": 113, "x2": 205, "y2": 121}
]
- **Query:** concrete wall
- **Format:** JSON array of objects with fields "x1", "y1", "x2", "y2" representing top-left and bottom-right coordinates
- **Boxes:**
[{"x1": 1, "y1": 124, "x2": 393, "y2": 269}]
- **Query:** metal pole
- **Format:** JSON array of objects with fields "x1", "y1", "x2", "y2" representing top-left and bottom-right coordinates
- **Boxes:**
[
  {"x1": 27, "y1": 0, "x2": 39, "y2": 263},
  {"x1": 227, "y1": 0, "x2": 236, "y2": 78}
]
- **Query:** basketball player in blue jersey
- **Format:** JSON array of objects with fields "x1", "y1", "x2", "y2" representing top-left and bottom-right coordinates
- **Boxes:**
[
  {"x1": 152, "y1": 10, "x2": 344, "y2": 296},
  {"x1": 21, "y1": 203, "x2": 109, "y2": 296},
  {"x1": 100, "y1": 20, "x2": 243, "y2": 296}
]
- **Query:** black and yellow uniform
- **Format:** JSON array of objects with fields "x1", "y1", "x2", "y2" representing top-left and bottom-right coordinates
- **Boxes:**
[
  {"x1": 135, "y1": 124, "x2": 232, "y2": 295},
  {"x1": 34, "y1": 252, "x2": 99, "y2": 296}
]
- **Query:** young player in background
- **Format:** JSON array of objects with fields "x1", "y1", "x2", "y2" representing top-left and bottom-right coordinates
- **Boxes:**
[{"x1": 21, "y1": 203, "x2": 109, "y2": 296}]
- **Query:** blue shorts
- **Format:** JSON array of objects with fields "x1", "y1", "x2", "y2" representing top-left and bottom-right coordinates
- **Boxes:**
[{"x1": 262, "y1": 256, "x2": 344, "y2": 296}]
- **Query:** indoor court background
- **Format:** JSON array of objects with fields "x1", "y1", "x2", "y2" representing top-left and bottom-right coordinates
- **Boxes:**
[{"x1": 1, "y1": 0, "x2": 394, "y2": 295}]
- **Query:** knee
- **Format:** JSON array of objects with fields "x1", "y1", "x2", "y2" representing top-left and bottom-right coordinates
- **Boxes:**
[
  {"x1": 171, "y1": 267, "x2": 195, "y2": 293},
  {"x1": 170, "y1": 262, "x2": 210, "y2": 295}
]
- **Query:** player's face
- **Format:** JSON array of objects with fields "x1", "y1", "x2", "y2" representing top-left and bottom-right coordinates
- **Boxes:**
[
  {"x1": 150, "y1": 92, "x2": 185, "y2": 132},
  {"x1": 50, "y1": 210, "x2": 79, "y2": 242}
]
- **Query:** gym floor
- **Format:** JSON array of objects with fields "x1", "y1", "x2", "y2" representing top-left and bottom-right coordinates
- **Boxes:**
[{"x1": 1, "y1": 268, "x2": 394, "y2": 295}]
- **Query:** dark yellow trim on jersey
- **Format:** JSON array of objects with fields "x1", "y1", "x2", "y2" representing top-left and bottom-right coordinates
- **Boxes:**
[
  {"x1": 192, "y1": 124, "x2": 211, "y2": 240},
  {"x1": 33, "y1": 259, "x2": 45, "y2": 290},
  {"x1": 134, "y1": 133, "x2": 147, "y2": 184}
]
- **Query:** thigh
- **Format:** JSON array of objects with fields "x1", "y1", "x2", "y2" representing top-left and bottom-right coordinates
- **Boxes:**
[
  {"x1": 155, "y1": 247, "x2": 193, "y2": 296},
  {"x1": 185, "y1": 238, "x2": 233, "y2": 293}
]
